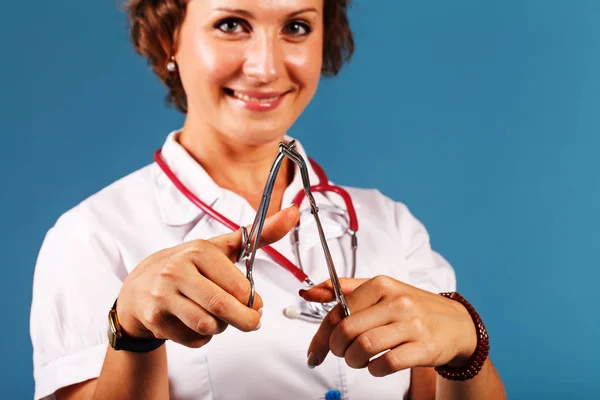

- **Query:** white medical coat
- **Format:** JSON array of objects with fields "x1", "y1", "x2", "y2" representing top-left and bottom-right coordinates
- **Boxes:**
[{"x1": 30, "y1": 130, "x2": 456, "y2": 400}]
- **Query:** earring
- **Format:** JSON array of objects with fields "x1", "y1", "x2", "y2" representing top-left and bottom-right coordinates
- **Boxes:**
[{"x1": 166, "y1": 56, "x2": 177, "y2": 72}]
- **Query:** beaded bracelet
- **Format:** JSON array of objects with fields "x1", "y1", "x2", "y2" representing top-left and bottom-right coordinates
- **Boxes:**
[{"x1": 434, "y1": 292, "x2": 490, "y2": 381}]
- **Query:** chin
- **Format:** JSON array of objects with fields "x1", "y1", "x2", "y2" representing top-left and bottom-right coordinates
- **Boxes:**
[
  {"x1": 223, "y1": 121, "x2": 291, "y2": 145},
  {"x1": 220, "y1": 109, "x2": 301, "y2": 146}
]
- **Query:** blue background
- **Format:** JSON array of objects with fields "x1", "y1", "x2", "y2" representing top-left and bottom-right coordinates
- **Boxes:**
[{"x1": 1, "y1": 0, "x2": 599, "y2": 398}]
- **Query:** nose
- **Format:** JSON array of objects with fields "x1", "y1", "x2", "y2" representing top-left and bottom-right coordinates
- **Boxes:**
[{"x1": 243, "y1": 32, "x2": 284, "y2": 85}]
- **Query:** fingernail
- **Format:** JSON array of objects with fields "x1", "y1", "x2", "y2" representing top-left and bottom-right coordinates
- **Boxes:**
[
  {"x1": 307, "y1": 352, "x2": 319, "y2": 369},
  {"x1": 298, "y1": 289, "x2": 306, "y2": 297},
  {"x1": 254, "y1": 321, "x2": 261, "y2": 331},
  {"x1": 258, "y1": 308, "x2": 263, "y2": 316}
]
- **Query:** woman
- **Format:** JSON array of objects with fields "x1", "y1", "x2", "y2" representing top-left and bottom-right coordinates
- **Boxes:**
[{"x1": 30, "y1": 0, "x2": 506, "y2": 399}]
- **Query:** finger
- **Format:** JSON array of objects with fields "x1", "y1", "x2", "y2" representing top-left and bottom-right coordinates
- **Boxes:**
[
  {"x1": 167, "y1": 295, "x2": 228, "y2": 336},
  {"x1": 180, "y1": 242, "x2": 264, "y2": 311},
  {"x1": 299, "y1": 278, "x2": 369, "y2": 303},
  {"x1": 209, "y1": 204, "x2": 300, "y2": 262},
  {"x1": 368, "y1": 342, "x2": 425, "y2": 377},
  {"x1": 177, "y1": 267, "x2": 262, "y2": 332},
  {"x1": 151, "y1": 312, "x2": 213, "y2": 349},
  {"x1": 344, "y1": 322, "x2": 413, "y2": 369},
  {"x1": 307, "y1": 279, "x2": 388, "y2": 367},
  {"x1": 329, "y1": 301, "x2": 400, "y2": 359}
]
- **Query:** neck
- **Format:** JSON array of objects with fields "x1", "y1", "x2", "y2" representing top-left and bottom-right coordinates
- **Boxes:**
[{"x1": 177, "y1": 121, "x2": 294, "y2": 213}]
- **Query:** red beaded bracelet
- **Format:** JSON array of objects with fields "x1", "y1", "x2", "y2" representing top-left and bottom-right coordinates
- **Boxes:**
[{"x1": 434, "y1": 292, "x2": 490, "y2": 381}]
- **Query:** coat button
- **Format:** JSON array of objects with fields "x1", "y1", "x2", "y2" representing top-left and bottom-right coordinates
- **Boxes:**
[{"x1": 325, "y1": 389, "x2": 341, "y2": 400}]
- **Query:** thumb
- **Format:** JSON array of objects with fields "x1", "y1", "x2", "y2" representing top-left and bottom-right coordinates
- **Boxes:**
[
  {"x1": 299, "y1": 278, "x2": 369, "y2": 303},
  {"x1": 209, "y1": 204, "x2": 300, "y2": 262}
]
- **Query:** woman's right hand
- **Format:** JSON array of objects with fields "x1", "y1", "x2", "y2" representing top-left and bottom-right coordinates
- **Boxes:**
[{"x1": 114, "y1": 204, "x2": 300, "y2": 348}]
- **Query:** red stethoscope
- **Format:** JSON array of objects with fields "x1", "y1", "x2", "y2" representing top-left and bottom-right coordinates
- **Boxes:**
[{"x1": 154, "y1": 145, "x2": 359, "y2": 321}]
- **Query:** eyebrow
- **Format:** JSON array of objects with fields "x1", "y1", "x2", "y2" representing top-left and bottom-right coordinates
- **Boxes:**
[{"x1": 214, "y1": 7, "x2": 319, "y2": 19}]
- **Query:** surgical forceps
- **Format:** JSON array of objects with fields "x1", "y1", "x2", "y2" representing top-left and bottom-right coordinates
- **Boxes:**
[{"x1": 237, "y1": 140, "x2": 351, "y2": 319}]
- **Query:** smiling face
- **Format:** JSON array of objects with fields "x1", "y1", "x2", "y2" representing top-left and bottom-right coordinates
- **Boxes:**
[{"x1": 174, "y1": 0, "x2": 324, "y2": 145}]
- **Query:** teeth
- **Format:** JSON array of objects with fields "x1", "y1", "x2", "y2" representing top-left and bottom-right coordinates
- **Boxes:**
[{"x1": 232, "y1": 91, "x2": 280, "y2": 103}]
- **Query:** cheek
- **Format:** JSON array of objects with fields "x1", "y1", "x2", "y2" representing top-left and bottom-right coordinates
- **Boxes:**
[
  {"x1": 179, "y1": 38, "x2": 242, "y2": 94},
  {"x1": 287, "y1": 39, "x2": 323, "y2": 91}
]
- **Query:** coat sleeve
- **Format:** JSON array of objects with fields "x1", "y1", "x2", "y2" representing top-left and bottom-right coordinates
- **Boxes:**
[
  {"x1": 391, "y1": 197, "x2": 457, "y2": 294},
  {"x1": 30, "y1": 207, "x2": 126, "y2": 400}
]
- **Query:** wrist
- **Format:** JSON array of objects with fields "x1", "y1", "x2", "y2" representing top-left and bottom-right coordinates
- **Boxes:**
[
  {"x1": 109, "y1": 298, "x2": 166, "y2": 353},
  {"x1": 447, "y1": 302, "x2": 479, "y2": 368},
  {"x1": 434, "y1": 292, "x2": 490, "y2": 381},
  {"x1": 115, "y1": 297, "x2": 154, "y2": 340},
  {"x1": 447, "y1": 350, "x2": 476, "y2": 369}
]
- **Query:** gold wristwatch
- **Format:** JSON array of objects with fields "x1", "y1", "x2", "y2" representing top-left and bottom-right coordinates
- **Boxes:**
[{"x1": 107, "y1": 299, "x2": 166, "y2": 353}]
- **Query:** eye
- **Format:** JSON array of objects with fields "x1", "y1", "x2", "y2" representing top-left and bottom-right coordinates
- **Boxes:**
[
  {"x1": 283, "y1": 21, "x2": 311, "y2": 36},
  {"x1": 215, "y1": 18, "x2": 247, "y2": 34}
]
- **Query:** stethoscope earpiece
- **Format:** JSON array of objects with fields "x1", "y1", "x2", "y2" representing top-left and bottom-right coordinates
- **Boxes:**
[{"x1": 283, "y1": 304, "x2": 323, "y2": 323}]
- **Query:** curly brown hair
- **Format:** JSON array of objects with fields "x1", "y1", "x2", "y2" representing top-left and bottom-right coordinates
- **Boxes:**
[{"x1": 125, "y1": 0, "x2": 354, "y2": 113}]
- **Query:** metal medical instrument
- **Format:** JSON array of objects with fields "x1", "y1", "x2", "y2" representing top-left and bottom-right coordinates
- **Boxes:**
[{"x1": 237, "y1": 140, "x2": 351, "y2": 319}]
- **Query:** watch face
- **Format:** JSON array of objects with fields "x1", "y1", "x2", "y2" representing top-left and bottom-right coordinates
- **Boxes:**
[
  {"x1": 108, "y1": 309, "x2": 122, "y2": 336},
  {"x1": 108, "y1": 308, "x2": 122, "y2": 350},
  {"x1": 108, "y1": 328, "x2": 119, "y2": 349}
]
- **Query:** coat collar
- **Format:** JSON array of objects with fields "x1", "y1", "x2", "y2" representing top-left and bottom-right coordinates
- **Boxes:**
[{"x1": 153, "y1": 129, "x2": 332, "y2": 228}]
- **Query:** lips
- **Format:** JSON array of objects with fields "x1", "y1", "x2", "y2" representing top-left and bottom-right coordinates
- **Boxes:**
[{"x1": 223, "y1": 88, "x2": 289, "y2": 111}]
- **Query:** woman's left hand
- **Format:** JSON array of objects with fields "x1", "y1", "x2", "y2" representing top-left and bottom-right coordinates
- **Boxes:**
[{"x1": 299, "y1": 276, "x2": 478, "y2": 377}]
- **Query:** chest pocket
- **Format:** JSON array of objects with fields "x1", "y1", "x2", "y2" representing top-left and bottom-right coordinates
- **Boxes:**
[{"x1": 165, "y1": 342, "x2": 215, "y2": 400}]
